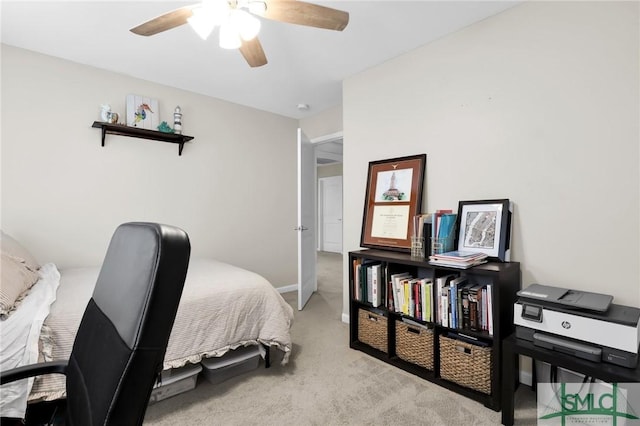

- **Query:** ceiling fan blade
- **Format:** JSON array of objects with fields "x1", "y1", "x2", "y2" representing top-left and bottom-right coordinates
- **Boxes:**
[
  {"x1": 262, "y1": 0, "x2": 349, "y2": 31},
  {"x1": 239, "y1": 37, "x2": 268, "y2": 67},
  {"x1": 130, "y1": 6, "x2": 194, "y2": 36}
]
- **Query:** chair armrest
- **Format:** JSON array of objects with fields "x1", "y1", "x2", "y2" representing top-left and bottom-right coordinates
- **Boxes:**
[{"x1": 0, "y1": 361, "x2": 68, "y2": 385}]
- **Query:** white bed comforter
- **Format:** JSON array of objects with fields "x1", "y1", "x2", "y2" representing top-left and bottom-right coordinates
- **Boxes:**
[
  {"x1": 29, "y1": 258, "x2": 294, "y2": 402},
  {"x1": 0, "y1": 263, "x2": 60, "y2": 418}
]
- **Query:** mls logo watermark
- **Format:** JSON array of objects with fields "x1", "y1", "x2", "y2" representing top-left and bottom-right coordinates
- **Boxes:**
[{"x1": 538, "y1": 382, "x2": 640, "y2": 425}]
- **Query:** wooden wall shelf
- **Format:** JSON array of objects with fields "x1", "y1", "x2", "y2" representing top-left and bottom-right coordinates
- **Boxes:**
[{"x1": 91, "y1": 121, "x2": 194, "y2": 156}]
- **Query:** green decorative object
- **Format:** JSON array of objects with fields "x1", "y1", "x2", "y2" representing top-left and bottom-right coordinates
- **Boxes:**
[{"x1": 157, "y1": 121, "x2": 174, "y2": 133}]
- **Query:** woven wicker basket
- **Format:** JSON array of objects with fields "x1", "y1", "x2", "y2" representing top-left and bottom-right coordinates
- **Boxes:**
[
  {"x1": 439, "y1": 335, "x2": 492, "y2": 394},
  {"x1": 357, "y1": 309, "x2": 388, "y2": 353},
  {"x1": 395, "y1": 322, "x2": 433, "y2": 370}
]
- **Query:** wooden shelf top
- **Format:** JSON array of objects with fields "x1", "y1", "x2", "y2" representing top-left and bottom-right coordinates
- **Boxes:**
[{"x1": 91, "y1": 121, "x2": 194, "y2": 155}]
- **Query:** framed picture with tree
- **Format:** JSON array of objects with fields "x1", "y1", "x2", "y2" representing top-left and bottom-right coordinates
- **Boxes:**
[{"x1": 360, "y1": 154, "x2": 426, "y2": 252}]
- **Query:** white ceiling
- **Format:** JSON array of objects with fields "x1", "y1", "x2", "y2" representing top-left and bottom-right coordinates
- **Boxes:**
[{"x1": 1, "y1": 1, "x2": 520, "y2": 119}]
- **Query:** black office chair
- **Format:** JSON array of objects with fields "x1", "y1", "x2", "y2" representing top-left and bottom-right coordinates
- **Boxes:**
[{"x1": 1, "y1": 222, "x2": 191, "y2": 426}]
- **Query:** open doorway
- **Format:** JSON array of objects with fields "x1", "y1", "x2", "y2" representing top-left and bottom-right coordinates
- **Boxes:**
[
  {"x1": 311, "y1": 133, "x2": 343, "y2": 319},
  {"x1": 318, "y1": 175, "x2": 342, "y2": 253},
  {"x1": 313, "y1": 132, "x2": 343, "y2": 255}
]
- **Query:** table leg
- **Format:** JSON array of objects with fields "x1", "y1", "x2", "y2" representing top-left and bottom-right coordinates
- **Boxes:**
[{"x1": 502, "y1": 338, "x2": 516, "y2": 425}]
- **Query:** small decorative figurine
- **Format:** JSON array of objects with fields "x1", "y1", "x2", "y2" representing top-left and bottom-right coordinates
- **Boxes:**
[
  {"x1": 100, "y1": 104, "x2": 112, "y2": 122},
  {"x1": 100, "y1": 104, "x2": 119, "y2": 124},
  {"x1": 157, "y1": 121, "x2": 174, "y2": 133},
  {"x1": 173, "y1": 106, "x2": 182, "y2": 134}
]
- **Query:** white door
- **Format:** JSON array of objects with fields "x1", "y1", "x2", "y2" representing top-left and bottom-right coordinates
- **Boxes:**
[
  {"x1": 297, "y1": 129, "x2": 316, "y2": 310},
  {"x1": 320, "y1": 176, "x2": 343, "y2": 253}
]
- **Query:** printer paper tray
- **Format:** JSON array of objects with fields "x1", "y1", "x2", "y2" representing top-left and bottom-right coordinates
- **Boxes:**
[{"x1": 533, "y1": 332, "x2": 602, "y2": 363}]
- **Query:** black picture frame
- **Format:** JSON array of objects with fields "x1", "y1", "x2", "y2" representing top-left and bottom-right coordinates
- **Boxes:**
[
  {"x1": 454, "y1": 199, "x2": 512, "y2": 261},
  {"x1": 360, "y1": 154, "x2": 426, "y2": 252}
]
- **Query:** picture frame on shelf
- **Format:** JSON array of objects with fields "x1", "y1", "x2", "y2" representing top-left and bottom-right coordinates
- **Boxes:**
[
  {"x1": 126, "y1": 94, "x2": 159, "y2": 130},
  {"x1": 360, "y1": 154, "x2": 426, "y2": 252},
  {"x1": 455, "y1": 199, "x2": 512, "y2": 261}
]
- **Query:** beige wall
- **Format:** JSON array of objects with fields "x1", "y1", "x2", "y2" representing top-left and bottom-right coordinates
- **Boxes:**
[
  {"x1": 343, "y1": 0, "x2": 639, "y2": 319},
  {"x1": 299, "y1": 105, "x2": 343, "y2": 140},
  {"x1": 1, "y1": 45, "x2": 299, "y2": 288},
  {"x1": 318, "y1": 163, "x2": 343, "y2": 179}
]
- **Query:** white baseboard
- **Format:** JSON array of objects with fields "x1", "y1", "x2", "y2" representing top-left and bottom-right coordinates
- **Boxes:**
[{"x1": 277, "y1": 284, "x2": 297, "y2": 294}]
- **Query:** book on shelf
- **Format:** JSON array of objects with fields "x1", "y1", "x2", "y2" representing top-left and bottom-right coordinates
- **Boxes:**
[
  {"x1": 352, "y1": 259, "x2": 383, "y2": 304},
  {"x1": 468, "y1": 284, "x2": 479, "y2": 331},
  {"x1": 467, "y1": 284, "x2": 489, "y2": 332},
  {"x1": 390, "y1": 272, "x2": 411, "y2": 314},
  {"x1": 370, "y1": 263, "x2": 383, "y2": 307},
  {"x1": 429, "y1": 277, "x2": 495, "y2": 333},
  {"x1": 421, "y1": 278, "x2": 433, "y2": 322},
  {"x1": 481, "y1": 286, "x2": 487, "y2": 331},
  {"x1": 352, "y1": 258, "x2": 361, "y2": 301},
  {"x1": 411, "y1": 279, "x2": 420, "y2": 320},
  {"x1": 429, "y1": 250, "x2": 488, "y2": 269},
  {"x1": 402, "y1": 277, "x2": 412, "y2": 315},
  {"x1": 428, "y1": 259, "x2": 488, "y2": 269},
  {"x1": 422, "y1": 218, "x2": 433, "y2": 258},
  {"x1": 441, "y1": 284, "x2": 449, "y2": 327},
  {"x1": 449, "y1": 276, "x2": 468, "y2": 329},
  {"x1": 435, "y1": 274, "x2": 455, "y2": 325},
  {"x1": 367, "y1": 265, "x2": 374, "y2": 304},
  {"x1": 487, "y1": 284, "x2": 494, "y2": 336},
  {"x1": 386, "y1": 273, "x2": 434, "y2": 320},
  {"x1": 431, "y1": 209, "x2": 453, "y2": 240},
  {"x1": 386, "y1": 279, "x2": 394, "y2": 311},
  {"x1": 437, "y1": 213, "x2": 457, "y2": 240},
  {"x1": 430, "y1": 251, "x2": 487, "y2": 261},
  {"x1": 461, "y1": 284, "x2": 471, "y2": 329}
]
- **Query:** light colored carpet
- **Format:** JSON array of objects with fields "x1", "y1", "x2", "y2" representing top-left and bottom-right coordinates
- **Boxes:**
[{"x1": 144, "y1": 251, "x2": 537, "y2": 425}]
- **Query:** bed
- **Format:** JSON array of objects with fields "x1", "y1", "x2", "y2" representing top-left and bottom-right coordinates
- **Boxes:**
[{"x1": 0, "y1": 233, "x2": 294, "y2": 419}]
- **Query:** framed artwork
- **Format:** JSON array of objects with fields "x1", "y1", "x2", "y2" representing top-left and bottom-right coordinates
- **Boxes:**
[
  {"x1": 126, "y1": 94, "x2": 159, "y2": 130},
  {"x1": 455, "y1": 199, "x2": 512, "y2": 261},
  {"x1": 360, "y1": 154, "x2": 426, "y2": 252}
]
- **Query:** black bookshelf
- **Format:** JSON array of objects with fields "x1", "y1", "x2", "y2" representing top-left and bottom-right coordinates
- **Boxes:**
[{"x1": 349, "y1": 249, "x2": 521, "y2": 411}]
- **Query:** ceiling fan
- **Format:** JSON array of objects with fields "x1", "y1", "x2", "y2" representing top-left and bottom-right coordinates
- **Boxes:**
[{"x1": 130, "y1": 0, "x2": 349, "y2": 68}]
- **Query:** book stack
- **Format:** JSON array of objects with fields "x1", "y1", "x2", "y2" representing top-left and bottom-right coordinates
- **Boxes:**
[
  {"x1": 434, "y1": 274, "x2": 494, "y2": 333},
  {"x1": 428, "y1": 250, "x2": 488, "y2": 269},
  {"x1": 389, "y1": 273, "x2": 434, "y2": 322},
  {"x1": 352, "y1": 259, "x2": 385, "y2": 307}
]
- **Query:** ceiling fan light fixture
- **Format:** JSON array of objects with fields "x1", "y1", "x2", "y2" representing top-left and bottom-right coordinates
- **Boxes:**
[
  {"x1": 233, "y1": 9, "x2": 261, "y2": 41},
  {"x1": 219, "y1": 22, "x2": 242, "y2": 49},
  {"x1": 247, "y1": 1, "x2": 267, "y2": 16},
  {"x1": 187, "y1": 7, "x2": 216, "y2": 40},
  {"x1": 132, "y1": 0, "x2": 349, "y2": 67},
  {"x1": 202, "y1": 0, "x2": 232, "y2": 26}
]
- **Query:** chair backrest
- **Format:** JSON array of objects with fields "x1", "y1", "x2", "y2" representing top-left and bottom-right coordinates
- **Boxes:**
[{"x1": 64, "y1": 222, "x2": 190, "y2": 426}]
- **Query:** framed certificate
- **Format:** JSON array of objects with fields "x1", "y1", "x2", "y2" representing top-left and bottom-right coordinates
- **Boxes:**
[{"x1": 360, "y1": 154, "x2": 426, "y2": 252}]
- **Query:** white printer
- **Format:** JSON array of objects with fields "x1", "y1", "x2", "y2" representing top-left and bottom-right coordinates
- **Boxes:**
[{"x1": 514, "y1": 284, "x2": 640, "y2": 368}]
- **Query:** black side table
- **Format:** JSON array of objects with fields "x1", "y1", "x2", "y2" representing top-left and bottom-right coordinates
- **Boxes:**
[{"x1": 502, "y1": 333, "x2": 640, "y2": 425}]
